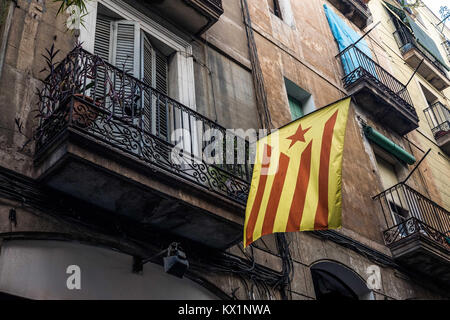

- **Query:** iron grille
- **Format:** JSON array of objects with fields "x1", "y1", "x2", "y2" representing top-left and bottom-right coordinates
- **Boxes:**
[{"x1": 373, "y1": 182, "x2": 450, "y2": 249}]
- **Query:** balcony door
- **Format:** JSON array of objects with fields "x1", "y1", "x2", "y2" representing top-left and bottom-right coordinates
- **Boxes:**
[
  {"x1": 94, "y1": 15, "x2": 170, "y2": 142},
  {"x1": 375, "y1": 154, "x2": 410, "y2": 229}
]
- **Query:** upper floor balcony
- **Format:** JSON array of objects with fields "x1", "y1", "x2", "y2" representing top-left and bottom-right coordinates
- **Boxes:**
[
  {"x1": 34, "y1": 47, "x2": 251, "y2": 249},
  {"x1": 327, "y1": 0, "x2": 373, "y2": 29},
  {"x1": 337, "y1": 45, "x2": 419, "y2": 135},
  {"x1": 424, "y1": 102, "x2": 450, "y2": 155},
  {"x1": 393, "y1": 25, "x2": 450, "y2": 91},
  {"x1": 374, "y1": 183, "x2": 450, "y2": 287},
  {"x1": 134, "y1": 0, "x2": 224, "y2": 35}
]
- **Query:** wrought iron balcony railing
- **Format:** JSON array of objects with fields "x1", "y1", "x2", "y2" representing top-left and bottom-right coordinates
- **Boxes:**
[
  {"x1": 352, "y1": 0, "x2": 369, "y2": 10},
  {"x1": 373, "y1": 182, "x2": 450, "y2": 249},
  {"x1": 393, "y1": 27, "x2": 449, "y2": 79},
  {"x1": 205, "y1": 0, "x2": 223, "y2": 10},
  {"x1": 35, "y1": 47, "x2": 252, "y2": 204},
  {"x1": 328, "y1": 0, "x2": 372, "y2": 29},
  {"x1": 337, "y1": 45, "x2": 416, "y2": 117},
  {"x1": 424, "y1": 101, "x2": 450, "y2": 140}
]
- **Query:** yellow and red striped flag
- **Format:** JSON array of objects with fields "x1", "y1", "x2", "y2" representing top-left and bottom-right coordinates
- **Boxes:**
[{"x1": 244, "y1": 98, "x2": 351, "y2": 247}]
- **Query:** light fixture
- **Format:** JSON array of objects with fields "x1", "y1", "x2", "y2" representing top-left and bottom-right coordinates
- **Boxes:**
[{"x1": 133, "y1": 242, "x2": 189, "y2": 279}]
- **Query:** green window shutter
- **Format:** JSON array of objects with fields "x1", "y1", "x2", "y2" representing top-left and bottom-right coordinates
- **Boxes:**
[{"x1": 288, "y1": 95, "x2": 304, "y2": 120}]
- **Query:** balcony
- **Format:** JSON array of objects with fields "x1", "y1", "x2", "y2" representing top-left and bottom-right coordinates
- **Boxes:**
[
  {"x1": 327, "y1": 0, "x2": 373, "y2": 29},
  {"x1": 393, "y1": 27, "x2": 450, "y2": 91},
  {"x1": 337, "y1": 45, "x2": 419, "y2": 135},
  {"x1": 131, "y1": 0, "x2": 224, "y2": 35},
  {"x1": 424, "y1": 102, "x2": 450, "y2": 155},
  {"x1": 34, "y1": 48, "x2": 251, "y2": 249},
  {"x1": 374, "y1": 183, "x2": 450, "y2": 286}
]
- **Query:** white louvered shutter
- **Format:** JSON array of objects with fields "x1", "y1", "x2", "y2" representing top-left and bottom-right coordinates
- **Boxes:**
[
  {"x1": 94, "y1": 16, "x2": 112, "y2": 61},
  {"x1": 113, "y1": 21, "x2": 140, "y2": 76},
  {"x1": 141, "y1": 32, "x2": 153, "y2": 133},
  {"x1": 154, "y1": 49, "x2": 169, "y2": 140},
  {"x1": 93, "y1": 15, "x2": 113, "y2": 100},
  {"x1": 140, "y1": 31, "x2": 169, "y2": 140},
  {"x1": 112, "y1": 20, "x2": 140, "y2": 117}
]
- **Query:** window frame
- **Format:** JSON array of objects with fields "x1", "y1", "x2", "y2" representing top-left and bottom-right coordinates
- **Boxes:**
[
  {"x1": 268, "y1": 0, "x2": 283, "y2": 19},
  {"x1": 80, "y1": 0, "x2": 196, "y2": 110}
]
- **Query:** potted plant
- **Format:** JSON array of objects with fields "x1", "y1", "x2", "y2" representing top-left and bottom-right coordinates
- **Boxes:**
[
  {"x1": 38, "y1": 44, "x2": 103, "y2": 128},
  {"x1": 69, "y1": 89, "x2": 102, "y2": 128}
]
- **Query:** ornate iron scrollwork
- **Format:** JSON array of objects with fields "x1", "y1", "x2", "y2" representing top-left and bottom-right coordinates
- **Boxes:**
[{"x1": 36, "y1": 47, "x2": 251, "y2": 204}]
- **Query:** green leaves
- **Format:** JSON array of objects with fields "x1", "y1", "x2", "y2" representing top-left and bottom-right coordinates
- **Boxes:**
[
  {"x1": 53, "y1": 0, "x2": 88, "y2": 32},
  {"x1": 54, "y1": 0, "x2": 88, "y2": 16}
]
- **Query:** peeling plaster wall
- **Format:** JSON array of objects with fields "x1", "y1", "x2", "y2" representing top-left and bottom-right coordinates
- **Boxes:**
[
  {"x1": 244, "y1": 0, "x2": 449, "y2": 299},
  {"x1": 0, "y1": 0, "x2": 76, "y2": 176}
]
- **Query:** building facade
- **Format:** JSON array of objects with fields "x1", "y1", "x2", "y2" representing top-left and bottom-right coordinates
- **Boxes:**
[{"x1": 0, "y1": 0, "x2": 448, "y2": 300}]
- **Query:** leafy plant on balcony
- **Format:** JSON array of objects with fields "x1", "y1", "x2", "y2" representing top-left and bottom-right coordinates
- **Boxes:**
[
  {"x1": 16, "y1": 42, "x2": 143, "y2": 150},
  {"x1": 53, "y1": 0, "x2": 89, "y2": 31}
]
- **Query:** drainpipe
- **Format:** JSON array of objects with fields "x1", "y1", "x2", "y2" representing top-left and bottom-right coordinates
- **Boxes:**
[
  {"x1": 240, "y1": 0, "x2": 273, "y2": 132},
  {"x1": 0, "y1": 0, "x2": 15, "y2": 80}
]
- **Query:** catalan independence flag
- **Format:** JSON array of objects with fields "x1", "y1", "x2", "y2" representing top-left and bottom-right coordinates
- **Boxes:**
[{"x1": 244, "y1": 98, "x2": 351, "y2": 247}]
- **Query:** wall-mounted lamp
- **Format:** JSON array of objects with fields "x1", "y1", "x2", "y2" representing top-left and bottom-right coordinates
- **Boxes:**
[{"x1": 133, "y1": 242, "x2": 189, "y2": 279}]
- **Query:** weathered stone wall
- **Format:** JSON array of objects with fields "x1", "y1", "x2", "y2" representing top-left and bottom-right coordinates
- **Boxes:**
[{"x1": 0, "y1": 0, "x2": 76, "y2": 176}]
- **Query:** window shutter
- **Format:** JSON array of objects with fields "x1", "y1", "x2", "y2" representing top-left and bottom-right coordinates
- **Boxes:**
[
  {"x1": 141, "y1": 32, "x2": 154, "y2": 133},
  {"x1": 140, "y1": 31, "x2": 169, "y2": 140},
  {"x1": 112, "y1": 21, "x2": 140, "y2": 117},
  {"x1": 113, "y1": 21, "x2": 140, "y2": 76},
  {"x1": 154, "y1": 49, "x2": 169, "y2": 140},
  {"x1": 94, "y1": 15, "x2": 112, "y2": 62},
  {"x1": 93, "y1": 15, "x2": 113, "y2": 99},
  {"x1": 141, "y1": 33, "x2": 153, "y2": 87},
  {"x1": 155, "y1": 50, "x2": 168, "y2": 95},
  {"x1": 288, "y1": 95, "x2": 304, "y2": 120}
]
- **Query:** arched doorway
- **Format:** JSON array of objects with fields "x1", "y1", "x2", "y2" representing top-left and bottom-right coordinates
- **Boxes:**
[
  {"x1": 311, "y1": 261, "x2": 374, "y2": 300},
  {"x1": 0, "y1": 239, "x2": 219, "y2": 300}
]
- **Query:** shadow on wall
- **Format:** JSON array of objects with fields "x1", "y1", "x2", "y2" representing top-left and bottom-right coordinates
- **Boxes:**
[{"x1": 310, "y1": 260, "x2": 374, "y2": 300}]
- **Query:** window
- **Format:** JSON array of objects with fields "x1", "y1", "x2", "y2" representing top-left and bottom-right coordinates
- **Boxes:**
[
  {"x1": 374, "y1": 150, "x2": 411, "y2": 231},
  {"x1": 284, "y1": 78, "x2": 315, "y2": 121},
  {"x1": 78, "y1": 1, "x2": 197, "y2": 147},
  {"x1": 93, "y1": 10, "x2": 170, "y2": 94},
  {"x1": 79, "y1": 0, "x2": 196, "y2": 109},
  {"x1": 268, "y1": 0, "x2": 282, "y2": 19},
  {"x1": 288, "y1": 95, "x2": 303, "y2": 120},
  {"x1": 93, "y1": 8, "x2": 171, "y2": 138},
  {"x1": 375, "y1": 153, "x2": 400, "y2": 190},
  {"x1": 420, "y1": 83, "x2": 442, "y2": 132}
]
